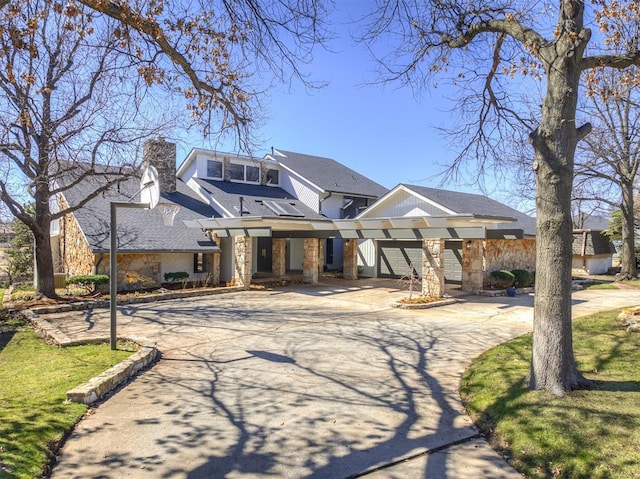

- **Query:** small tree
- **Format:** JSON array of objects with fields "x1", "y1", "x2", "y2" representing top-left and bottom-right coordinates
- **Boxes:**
[{"x1": 6, "y1": 207, "x2": 34, "y2": 284}]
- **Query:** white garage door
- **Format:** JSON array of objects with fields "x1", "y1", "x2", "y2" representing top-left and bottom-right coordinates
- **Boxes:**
[
  {"x1": 443, "y1": 241, "x2": 463, "y2": 284},
  {"x1": 378, "y1": 240, "x2": 463, "y2": 283},
  {"x1": 377, "y1": 241, "x2": 422, "y2": 278}
]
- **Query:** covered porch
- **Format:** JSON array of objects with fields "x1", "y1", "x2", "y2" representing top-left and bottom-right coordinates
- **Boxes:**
[{"x1": 186, "y1": 214, "x2": 520, "y2": 297}]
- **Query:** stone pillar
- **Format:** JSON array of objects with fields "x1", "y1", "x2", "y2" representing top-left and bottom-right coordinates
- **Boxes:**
[
  {"x1": 143, "y1": 138, "x2": 176, "y2": 193},
  {"x1": 303, "y1": 238, "x2": 319, "y2": 284},
  {"x1": 272, "y1": 238, "x2": 286, "y2": 277},
  {"x1": 462, "y1": 240, "x2": 484, "y2": 293},
  {"x1": 317, "y1": 239, "x2": 325, "y2": 277},
  {"x1": 422, "y1": 239, "x2": 445, "y2": 298},
  {"x1": 234, "y1": 236, "x2": 252, "y2": 289},
  {"x1": 343, "y1": 239, "x2": 359, "y2": 280},
  {"x1": 210, "y1": 252, "x2": 221, "y2": 286}
]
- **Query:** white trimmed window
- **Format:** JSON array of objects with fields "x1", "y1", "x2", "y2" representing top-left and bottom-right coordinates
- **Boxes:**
[{"x1": 207, "y1": 160, "x2": 223, "y2": 179}]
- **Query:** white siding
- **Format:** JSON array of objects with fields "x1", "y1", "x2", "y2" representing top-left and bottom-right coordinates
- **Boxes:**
[
  {"x1": 363, "y1": 189, "x2": 449, "y2": 218},
  {"x1": 161, "y1": 253, "x2": 210, "y2": 282},
  {"x1": 280, "y1": 171, "x2": 320, "y2": 212},
  {"x1": 288, "y1": 238, "x2": 304, "y2": 270},
  {"x1": 178, "y1": 160, "x2": 199, "y2": 182},
  {"x1": 573, "y1": 255, "x2": 612, "y2": 275},
  {"x1": 321, "y1": 194, "x2": 344, "y2": 219},
  {"x1": 357, "y1": 239, "x2": 376, "y2": 277}
]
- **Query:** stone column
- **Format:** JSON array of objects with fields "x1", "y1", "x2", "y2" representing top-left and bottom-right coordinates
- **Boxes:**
[
  {"x1": 234, "y1": 236, "x2": 252, "y2": 289},
  {"x1": 422, "y1": 239, "x2": 445, "y2": 298},
  {"x1": 317, "y1": 239, "x2": 325, "y2": 277},
  {"x1": 461, "y1": 240, "x2": 484, "y2": 293},
  {"x1": 303, "y1": 238, "x2": 319, "y2": 284},
  {"x1": 272, "y1": 238, "x2": 286, "y2": 278},
  {"x1": 210, "y1": 252, "x2": 221, "y2": 286},
  {"x1": 343, "y1": 239, "x2": 358, "y2": 280}
]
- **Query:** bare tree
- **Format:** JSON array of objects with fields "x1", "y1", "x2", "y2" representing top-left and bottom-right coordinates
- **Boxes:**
[
  {"x1": 358, "y1": 0, "x2": 640, "y2": 395},
  {"x1": 576, "y1": 66, "x2": 640, "y2": 279},
  {"x1": 0, "y1": 0, "x2": 329, "y2": 298}
]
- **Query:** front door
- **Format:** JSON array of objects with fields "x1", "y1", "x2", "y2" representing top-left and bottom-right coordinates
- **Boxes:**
[{"x1": 257, "y1": 238, "x2": 273, "y2": 272}]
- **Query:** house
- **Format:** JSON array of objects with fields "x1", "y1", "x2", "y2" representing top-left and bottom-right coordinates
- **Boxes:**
[
  {"x1": 355, "y1": 184, "x2": 536, "y2": 291},
  {"x1": 176, "y1": 147, "x2": 387, "y2": 283},
  {"x1": 54, "y1": 138, "x2": 537, "y2": 296},
  {"x1": 572, "y1": 215, "x2": 616, "y2": 275},
  {"x1": 51, "y1": 140, "x2": 221, "y2": 290}
]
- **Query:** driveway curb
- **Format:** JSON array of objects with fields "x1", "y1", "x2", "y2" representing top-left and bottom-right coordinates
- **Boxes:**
[{"x1": 21, "y1": 310, "x2": 158, "y2": 405}]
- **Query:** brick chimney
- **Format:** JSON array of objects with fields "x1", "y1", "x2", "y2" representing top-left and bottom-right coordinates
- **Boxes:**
[{"x1": 143, "y1": 138, "x2": 176, "y2": 193}]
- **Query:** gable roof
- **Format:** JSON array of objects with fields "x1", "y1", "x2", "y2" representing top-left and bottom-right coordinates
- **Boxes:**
[
  {"x1": 572, "y1": 230, "x2": 616, "y2": 256},
  {"x1": 361, "y1": 184, "x2": 537, "y2": 236},
  {"x1": 61, "y1": 165, "x2": 219, "y2": 253},
  {"x1": 272, "y1": 149, "x2": 388, "y2": 198},
  {"x1": 194, "y1": 178, "x2": 325, "y2": 219}
]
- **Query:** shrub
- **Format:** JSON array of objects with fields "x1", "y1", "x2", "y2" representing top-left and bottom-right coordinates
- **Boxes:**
[
  {"x1": 511, "y1": 269, "x2": 534, "y2": 288},
  {"x1": 164, "y1": 271, "x2": 189, "y2": 283},
  {"x1": 490, "y1": 270, "x2": 515, "y2": 289},
  {"x1": 65, "y1": 274, "x2": 109, "y2": 293}
]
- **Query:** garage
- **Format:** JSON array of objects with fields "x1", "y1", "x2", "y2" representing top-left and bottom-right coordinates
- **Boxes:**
[
  {"x1": 443, "y1": 240, "x2": 463, "y2": 285},
  {"x1": 377, "y1": 241, "x2": 422, "y2": 278},
  {"x1": 377, "y1": 240, "x2": 463, "y2": 284}
]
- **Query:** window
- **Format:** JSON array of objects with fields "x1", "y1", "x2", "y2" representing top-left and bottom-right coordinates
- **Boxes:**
[
  {"x1": 228, "y1": 162, "x2": 260, "y2": 183},
  {"x1": 194, "y1": 253, "x2": 208, "y2": 273},
  {"x1": 207, "y1": 160, "x2": 222, "y2": 178},
  {"x1": 266, "y1": 168, "x2": 279, "y2": 185},
  {"x1": 246, "y1": 165, "x2": 260, "y2": 182},
  {"x1": 228, "y1": 163, "x2": 243, "y2": 181}
]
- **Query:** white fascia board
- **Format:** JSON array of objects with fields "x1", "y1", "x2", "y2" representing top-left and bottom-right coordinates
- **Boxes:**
[
  {"x1": 355, "y1": 184, "x2": 411, "y2": 219},
  {"x1": 176, "y1": 147, "x2": 201, "y2": 178}
]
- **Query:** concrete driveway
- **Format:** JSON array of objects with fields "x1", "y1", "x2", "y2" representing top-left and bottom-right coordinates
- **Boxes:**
[{"x1": 45, "y1": 280, "x2": 640, "y2": 478}]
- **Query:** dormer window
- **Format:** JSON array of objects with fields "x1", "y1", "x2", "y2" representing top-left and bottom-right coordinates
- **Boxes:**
[
  {"x1": 229, "y1": 162, "x2": 260, "y2": 184},
  {"x1": 207, "y1": 160, "x2": 222, "y2": 179},
  {"x1": 266, "y1": 168, "x2": 279, "y2": 185}
]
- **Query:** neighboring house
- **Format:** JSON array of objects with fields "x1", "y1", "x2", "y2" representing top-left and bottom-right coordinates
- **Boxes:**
[
  {"x1": 176, "y1": 147, "x2": 387, "y2": 282},
  {"x1": 51, "y1": 140, "x2": 220, "y2": 290},
  {"x1": 355, "y1": 184, "x2": 537, "y2": 288},
  {"x1": 572, "y1": 215, "x2": 616, "y2": 275}
]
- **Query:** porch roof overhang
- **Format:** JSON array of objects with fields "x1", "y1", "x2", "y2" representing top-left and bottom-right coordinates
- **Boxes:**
[{"x1": 184, "y1": 214, "x2": 517, "y2": 240}]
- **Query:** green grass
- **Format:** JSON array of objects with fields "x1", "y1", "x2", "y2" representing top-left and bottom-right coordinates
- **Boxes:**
[
  {"x1": 0, "y1": 318, "x2": 133, "y2": 478},
  {"x1": 461, "y1": 309, "x2": 640, "y2": 478},
  {"x1": 582, "y1": 282, "x2": 618, "y2": 290}
]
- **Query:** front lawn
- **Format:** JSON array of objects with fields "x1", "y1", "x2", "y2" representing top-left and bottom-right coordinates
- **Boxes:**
[
  {"x1": 0, "y1": 317, "x2": 133, "y2": 479},
  {"x1": 461, "y1": 309, "x2": 640, "y2": 479}
]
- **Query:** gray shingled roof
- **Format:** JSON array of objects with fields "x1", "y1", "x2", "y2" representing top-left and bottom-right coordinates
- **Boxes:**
[
  {"x1": 62, "y1": 166, "x2": 219, "y2": 253},
  {"x1": 403, "y1": 184, "x2": 537, "y2": 236},
  {"x1": 572, "y1": 231, "x2": 616, "y2": 255},
  {"x1": 274, "y1": 149, "x2": 388, "y2": 198},
  {"x1": 195, "y1": 178, "x2": 326, "y2": 219}
]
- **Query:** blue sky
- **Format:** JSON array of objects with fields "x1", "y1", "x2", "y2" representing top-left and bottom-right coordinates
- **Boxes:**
[{"x1": 177, "y1": 2, "x2": 488, "y2": 193}]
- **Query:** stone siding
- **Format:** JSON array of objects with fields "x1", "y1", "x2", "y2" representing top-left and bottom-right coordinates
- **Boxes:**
[
  {"x1": 144, "y1": 139, "x2": 176, "y2": 193},
  {"x1": 343, "y1": 239, "x2": 358, "y2": 280},
  {"x1": 422, "y1": 239, "x2": 445, "y2": 298},
  {"x1": 272, "y1": 238, "x2": 286, "y2": 277},
  {"x1": 98, "y1": 253, "x2": 162, "y2": 290},
  {"x1": 60, "y1": 199, "x2": 95, "y2": 277},
  {"x1": 461, "y1": 240, "x2": 484, "y2": 293},
  {"x1": 303, "y1": 238, "x2": 319, "y2": 283},
  {"x1": 482, "y1": 238, "x2": 536, "y2": 287},
  {"x1": 234, "y1": 236, "x2": 252, "y2": 288}
]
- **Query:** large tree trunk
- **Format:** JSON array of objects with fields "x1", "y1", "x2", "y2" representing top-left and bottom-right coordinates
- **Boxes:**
[
  {"x1": 618, "y1": 179, "x2": 637, "y2": 279},
  {"x1": 34, "y1": 228, "x2": 57, "y2": 298},
  {"x1": 528, "y1": 5, "x2": 591, "y2": 395},
  {"x1": 33, "y1": 186, "x2": 57, "y2": 299}
]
